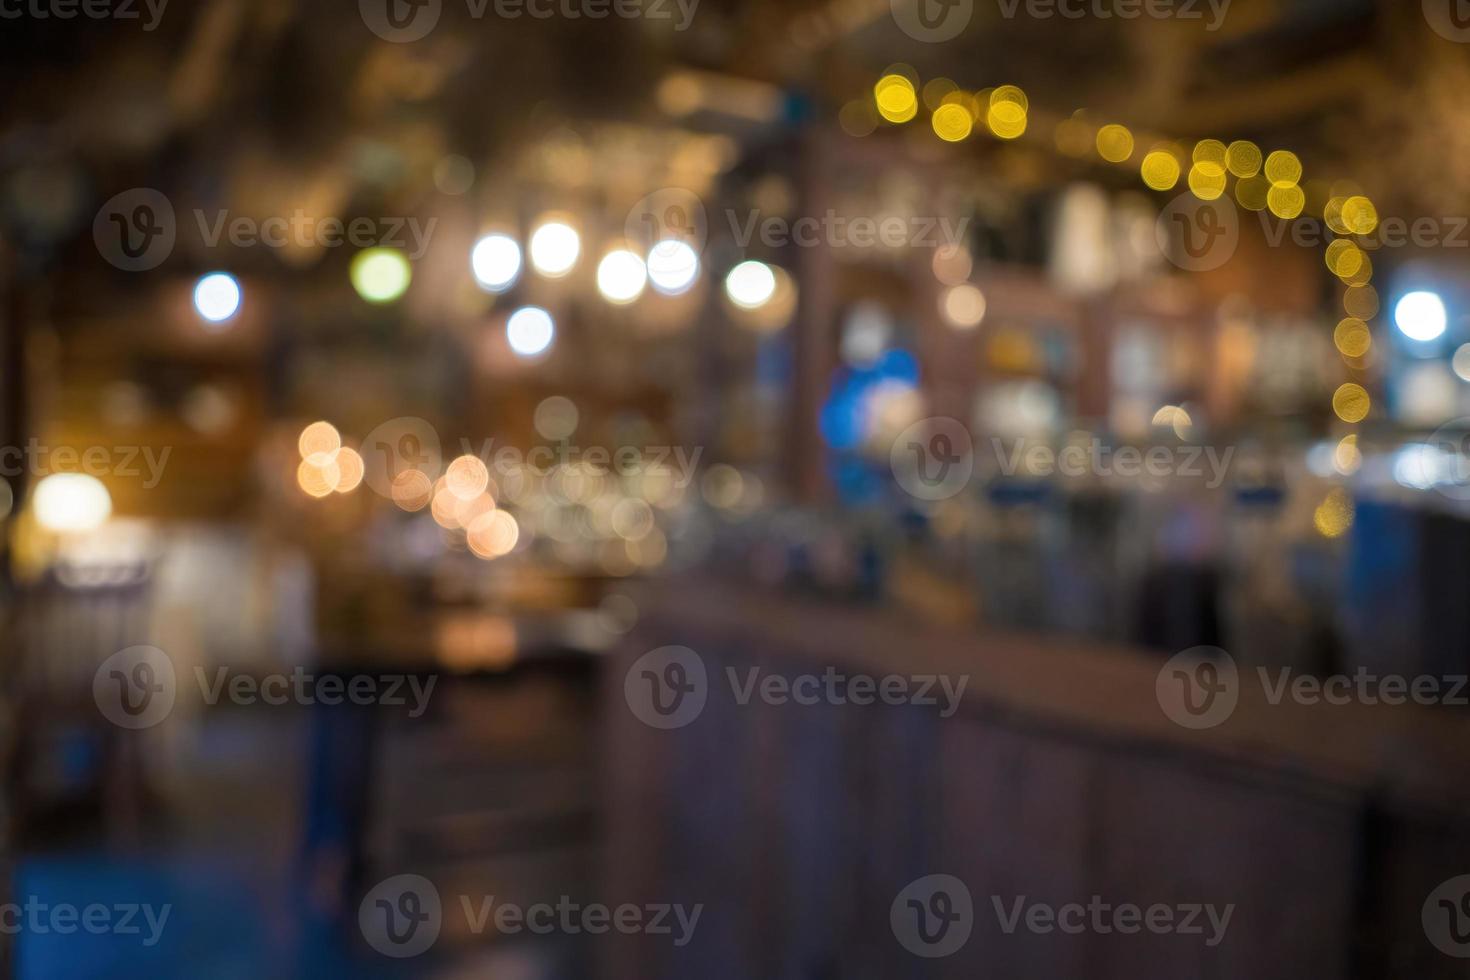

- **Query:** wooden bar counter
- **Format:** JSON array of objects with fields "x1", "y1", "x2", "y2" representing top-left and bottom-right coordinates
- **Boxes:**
[{"x1": 599, "y1": 578, "x2": 1470, "y2": 980}]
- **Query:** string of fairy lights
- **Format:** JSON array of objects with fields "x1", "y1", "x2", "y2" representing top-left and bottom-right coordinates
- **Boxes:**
[{"x1": 849, "y1": 66, "x2": 1404, "y2": 537}]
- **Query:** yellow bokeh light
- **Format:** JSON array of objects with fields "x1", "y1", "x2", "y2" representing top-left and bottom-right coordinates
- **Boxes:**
[
  {"x1": 1341, "y1": 196, "x2": 1378, "y2": 235},
  {"x1": 334, "y1": 447, "x2": 365, "y2": 493},
  {"x1": 298, "y1": 421, "x2": 340, "y2": 462},
  {"x1": 431, "y1": 483, "x2": 461, "y2": 529},
  {"x1": 1141, "y1": 150, "x2": 1181, "y2": 191},
  {"x1": 297, "y1": 457, "x2": 339, "y2": 499},
  {"x1": 1193, "y1": 139, "x2": 1227, "y2": 167},
  {"x1": 1334, "y1": 435, "x2": 1362, "y2": 476},
  {"x1": 1341, "y1": 252, "x2": 1373, "y2": 286},
  {"x1": 350, "y1": 248, "x2": 412, "y2": 304},
  {"x1": 1267, "y1": 183, "x2": 1305, "y2": 219},
  {"x1": 1188, "y1": 163, "x2": 1227, "y2": 200},
  {"x1": 1334, "y1": 318, "x2": 1372, "y2": 358},
  {"x1": 1332, "y1": 382, "x2": 1370, "y2": 423},
  {"x1": 1235, "y1": 174, "x2": 1270, "y2": 211},
  {"x1": 1264, "y1": 150, "x2": 1302, "y2": 186},
  {"x1": 454, "y1": 491, "x2": 495, "y2": 529},
  {"x1": 1344, "y1": 284, "x2": 1380, "y2": 319},
  {"x1": 1313, "y1": 488, "x2": 1354, "y2": 539},
  {"x1": 1226, "y1": 140, "x2": 1262, "y2": 178},
  {"x1": 931, "y1": 103, "x2": 973, "y2": 142},
  {"x1": 468, "y1": 509, "x2": 520, "y2": 560},
  {"x1": 987, "y1": 101, "x2": 1027, "y2": 139},
  {"x1": 875, "y1": 74, "x2": 918, "y2": 123},
  {"x1": 1096, "y1": 124, "x2": 1134, "y2": 163},
  {"x1": 990, "y1": 85, "x2": 1028, "y2": 112},
  {"x1": 1325, "y1": 239, "x2": 1365, "y2": 279},
  {"x1": 391, "y1": 470, "x2": 433, "y2": 512},
  {"x1": 444, "y1": 454, "x2": 490, "y2": 501},
  {"x1": 1324, "y1": 198, "x2": 1350, "y2": 235}
]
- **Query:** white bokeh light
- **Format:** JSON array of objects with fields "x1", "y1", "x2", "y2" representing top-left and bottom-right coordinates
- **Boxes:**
[
  {"x1": 724, "y1": 260, "x2": 777, "y2": 310},
  {"x1": 471, "y1": 234, "x2": 522, "y2": 292},
  {"x1": 193, "y1": 272, "x2": 241, "y2": 323},
  {"x1": 1395, "y1": 290, "x2": 1447, "y2": 342},
  {"x1": 596, "y1": 249, "x2": 647, "y2": 304},
  {"x1": 529, "y1": 221, "x2": 580, "y2": 278},
  {"x1": 507, "y1": 306, "x2": 555, "y2": 357},
  {"x1": 34, "y1": 473, "x2": 112, "y2": 533},
  {"x1": 646, "y1": 240, "x2": 699, "y2": 295}
]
